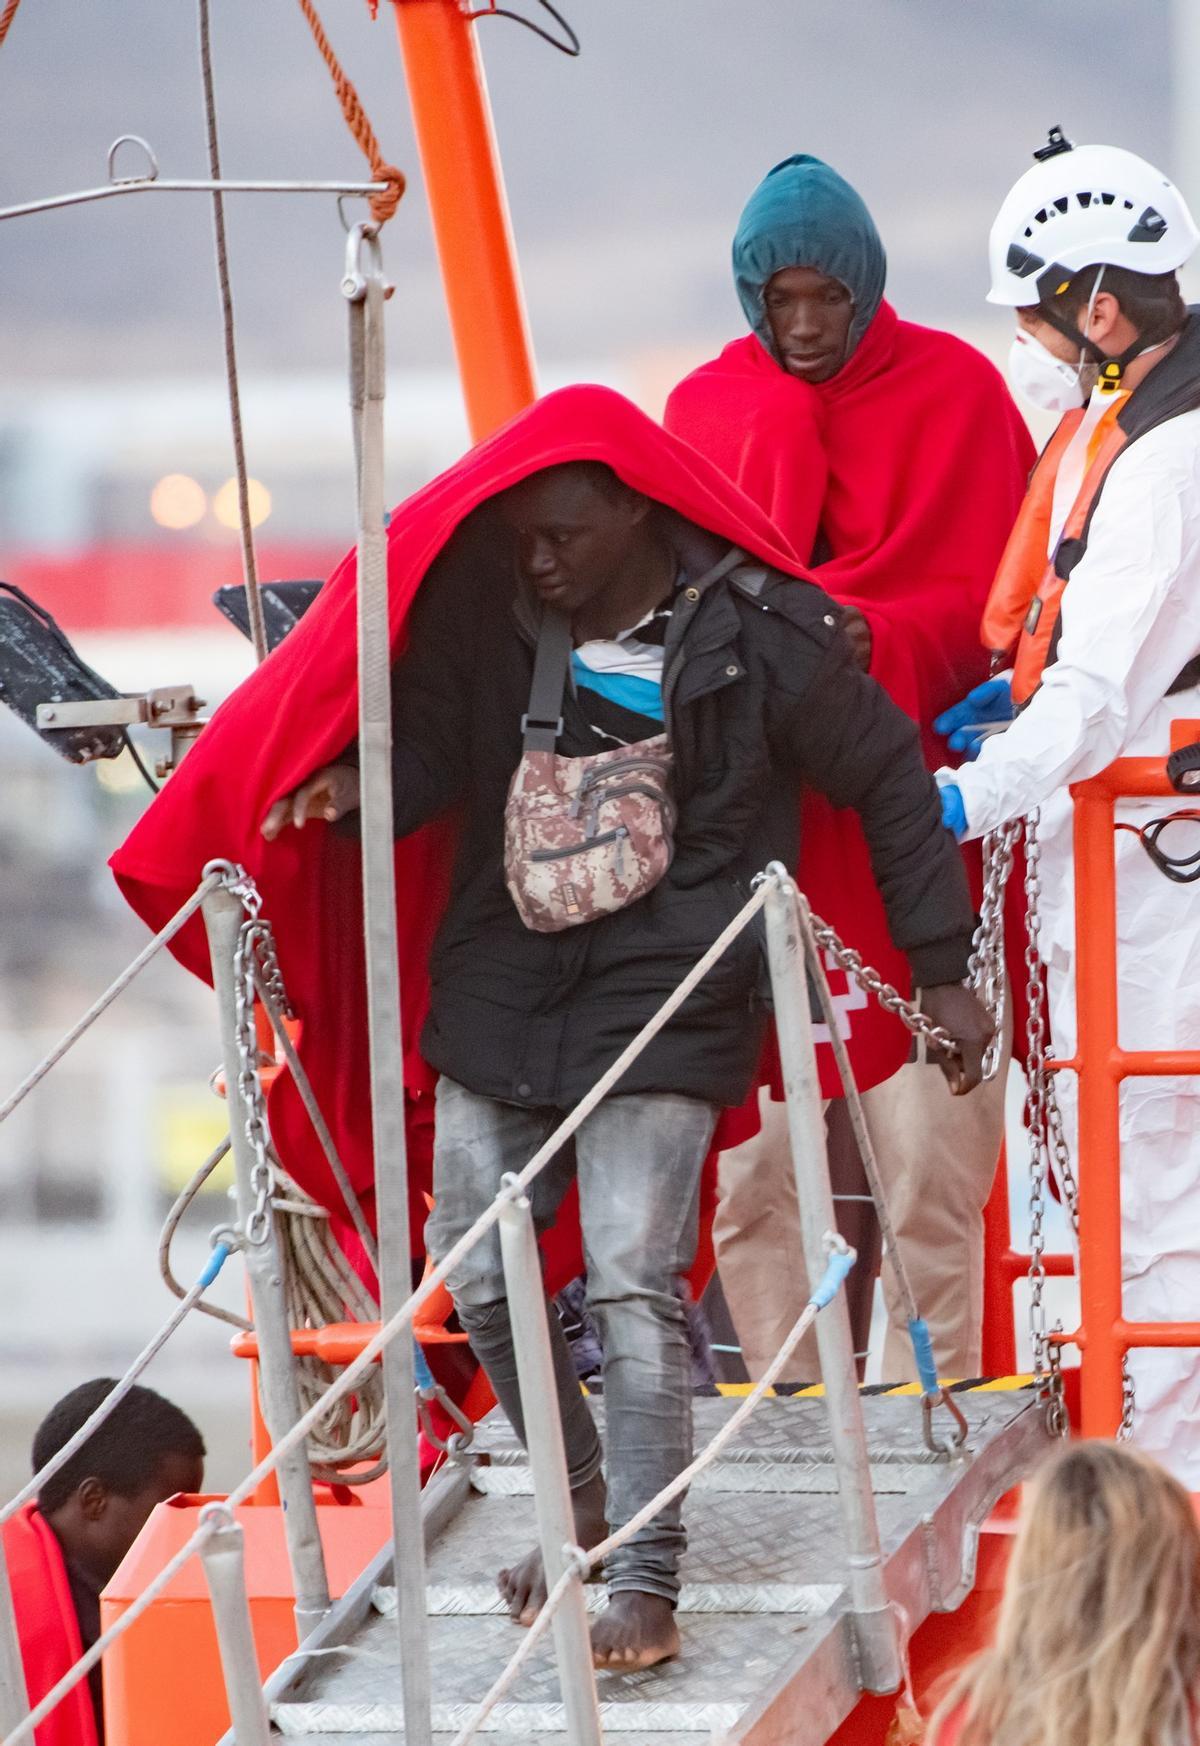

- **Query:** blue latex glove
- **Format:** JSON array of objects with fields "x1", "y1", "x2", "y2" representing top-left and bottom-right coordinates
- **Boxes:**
[
  {"x1": 939, "y1": 782, "x2": 967, "y2": 841},
  {"x1": 933, "y1": 676, "x2": 1014, "y2": 760}
]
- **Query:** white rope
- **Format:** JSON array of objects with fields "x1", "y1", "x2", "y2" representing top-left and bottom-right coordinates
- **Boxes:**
[
  {"x1": 445, "y1": 1564, "x2": 578, "y2": 1746},
  {"x1": 0, "y1": 1248, "x2": 230, "y2": 1528},
  {"x1": 587, "y1": 1298, "x2": 820, "y2": 1568},
  {"x1": 272, "y1": 1160, "x2": 388, "y2": 1481},
  {"x1": 0, "y1": 874, "x2": 220, "y2": 1125},
  {"x1": 254, "y1": 970, "x2": 379, "y2": 1272}
]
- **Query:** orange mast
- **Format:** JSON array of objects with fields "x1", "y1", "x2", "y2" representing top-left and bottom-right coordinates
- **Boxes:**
[{"x1": 389, "y1": 0, "x2": 538, "y2": 439}]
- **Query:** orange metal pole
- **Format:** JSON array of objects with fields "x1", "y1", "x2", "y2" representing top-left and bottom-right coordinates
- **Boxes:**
[
  {"x1": 981, "y1": 1141, "x2": 1018, "y2": 1375},
  {"x1": 1072, "y1": 780, "x2": 1127, "y2": 1436},
  {"x1": 390, "y1": 0, "x2": 537, "y2": 440}
]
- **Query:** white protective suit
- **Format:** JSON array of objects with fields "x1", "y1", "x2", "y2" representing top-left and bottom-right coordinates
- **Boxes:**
[{"x1": 944, "y1": 406, "x2": 1200, "y2": 1483}]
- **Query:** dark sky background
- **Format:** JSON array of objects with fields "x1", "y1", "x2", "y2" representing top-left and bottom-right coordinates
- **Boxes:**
[{"x1": 0, "y1": 0, "x2": 1174, "y2": 384}]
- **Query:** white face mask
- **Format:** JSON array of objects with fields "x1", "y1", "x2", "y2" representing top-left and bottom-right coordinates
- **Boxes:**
[{"x1": 1007, "y1": 329, "x2": 1086, "y2": 413}]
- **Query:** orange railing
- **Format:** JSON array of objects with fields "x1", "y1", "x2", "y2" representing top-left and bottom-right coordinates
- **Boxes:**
[
  {"x1": 1040, "y1": 718, "x2": 1200, "y2": 1434},
  {"x1": 981, "y1": 1139, "x2": 1073, "y2": 1379}
]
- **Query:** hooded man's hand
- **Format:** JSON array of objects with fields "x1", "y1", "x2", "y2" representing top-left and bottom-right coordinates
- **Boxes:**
[
  {"x1": 919, "y1": 983, "x2": 993, "y2": 1095},
  {"x1": 261, "y1": 764, "x2": 361, "y2": 839}
]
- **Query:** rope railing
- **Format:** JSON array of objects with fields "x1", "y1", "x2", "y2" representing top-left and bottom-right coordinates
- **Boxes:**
[
  {"x1": 0, "y1": 875, "x2": 778, "y2": 1745},
  {"x1": 0, "y1": 851, "x2": 968, "y2": 1744},
  {"x1": 0, "y1": 1241, "x2": 234, "y2": 1533},
  {"x1": 445, "y1": 1239, "x2": 856, "y2": 1746},
  {"x1": 0, "y1": 872, "x2": 220, "y2": 1125}
]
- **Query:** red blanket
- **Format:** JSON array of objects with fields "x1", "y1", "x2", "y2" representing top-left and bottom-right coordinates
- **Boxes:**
[
  {"x1": 2, "y1": 1503, "x2": 98, "y2": 1746},
  {"x1": 666, "y1": 305, "x2": 1035, "y2": 1082},
  {"x1": 112, "y1": 384, "x2": 880, "y2": 1257}
]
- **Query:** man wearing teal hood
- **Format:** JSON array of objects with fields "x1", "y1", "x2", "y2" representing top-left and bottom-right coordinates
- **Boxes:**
[{"x1": 667, "y1": 156, "x2": 1034, "y2": 1384}]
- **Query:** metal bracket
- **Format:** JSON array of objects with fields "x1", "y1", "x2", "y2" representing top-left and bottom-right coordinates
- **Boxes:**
[
  {"x1": 37, "y1": 683, "x2": 205, "y2": 733},
  {"x1": 38, "y1": 683, "x2": 207, "y2": 776}
]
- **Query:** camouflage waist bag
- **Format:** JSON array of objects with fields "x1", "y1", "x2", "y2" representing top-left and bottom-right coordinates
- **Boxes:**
[{"x1": 504, "y1": 607, "x2": 676, "y2": 933}]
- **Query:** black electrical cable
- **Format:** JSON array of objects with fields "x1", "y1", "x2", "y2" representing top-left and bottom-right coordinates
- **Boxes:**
[
  {"x1": 467, "y1": 0, "x2": 579, "y2": 57},
  {"x1": 123, "y1": 731, "x2": 161, "y2": 796},
  {"x1": 1116, "y1": 811, "x2": 1200, "y2": 884}
]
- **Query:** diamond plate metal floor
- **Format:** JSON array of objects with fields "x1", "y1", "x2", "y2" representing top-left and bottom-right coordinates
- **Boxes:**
[{"x1": 265, "y1": 1389, "x2": 1051, "y2": 1746}]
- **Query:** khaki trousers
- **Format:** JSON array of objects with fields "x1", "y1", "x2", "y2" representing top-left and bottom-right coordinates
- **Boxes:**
[{"x1": 713, "y1": 1032, "x2": 1009, "y2": 1383}]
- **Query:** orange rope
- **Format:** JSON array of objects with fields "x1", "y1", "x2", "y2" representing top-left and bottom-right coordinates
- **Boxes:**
[
  {"x1": 294, "y1": 0, "x2": 406, "y2": 225},
  {"x1": 0, "y1": 0, "x2": 24, "y2": 50}
]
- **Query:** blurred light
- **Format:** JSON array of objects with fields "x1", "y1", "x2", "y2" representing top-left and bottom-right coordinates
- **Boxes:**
[
  {"x1": 212, "y1": 476, "x2": 271, "y2": 530},
  {"x1": 149, "y1": 473, "x2": 206, "y2": 530},
  {"x1": 95, "y1": 749, "x2": 147, "y2": 794}
]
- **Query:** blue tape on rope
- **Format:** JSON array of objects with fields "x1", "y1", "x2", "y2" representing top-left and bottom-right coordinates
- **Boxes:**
[
  {"x1": 908, "y1": 1317, "x2": 940, "y2": 1396},
  {"x1": 198, "y1": 1242, "x2": 232, "y2": 1291},
  {"x1": 413, "y1": 1340, "x2": 436, "y2": 1393},
  {"x1": 808, "y1": 1247, "x2": 855, "y2": 1311}
]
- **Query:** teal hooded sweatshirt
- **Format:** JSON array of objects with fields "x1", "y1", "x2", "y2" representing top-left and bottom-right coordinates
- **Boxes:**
[{"x1": 732, "y1": 155, "x2": 887, "y2": 363}]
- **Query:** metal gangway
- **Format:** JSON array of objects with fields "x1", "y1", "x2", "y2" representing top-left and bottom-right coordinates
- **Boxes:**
[
  {"x1": 0, "y1": 77, "x2": 1053, "y2": 1743},
  {"x1": 0, "y1": 836, "x2": 1054, "y2": 1746}
]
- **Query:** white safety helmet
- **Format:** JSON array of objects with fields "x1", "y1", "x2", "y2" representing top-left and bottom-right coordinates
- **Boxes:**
[{"x1": 988, "y1": 127, "x2": 1199, "y2": 308}]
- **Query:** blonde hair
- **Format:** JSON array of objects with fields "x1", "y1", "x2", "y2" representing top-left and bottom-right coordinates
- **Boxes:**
[{"x1": 930, "y1": 1441, "x2": 1200, "y2": 1746}]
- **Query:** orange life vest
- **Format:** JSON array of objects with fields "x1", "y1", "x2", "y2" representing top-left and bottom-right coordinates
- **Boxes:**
[
  {"x1": 1, "y1": 1502, "x2": 99, "y2": 1746},
  {"x1": 981, "y1": 399, "x2": 1128, "y2": 703}
]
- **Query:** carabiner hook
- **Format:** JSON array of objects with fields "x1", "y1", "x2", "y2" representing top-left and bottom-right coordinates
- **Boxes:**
[
  {"x1": 342, "y1": 219, "x2": 389, "y2": 304},
  {"x1": 415, "y1": 1380, "x2": 476, "y2": 1456},
  {"x1": 921, "y1": 1387, "x2": 970, "y2": 1459}
]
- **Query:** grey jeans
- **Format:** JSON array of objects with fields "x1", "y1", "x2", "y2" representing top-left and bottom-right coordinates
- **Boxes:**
[{"x1": 425, "y1": 1077, "x2": 719, "y2": 1602}]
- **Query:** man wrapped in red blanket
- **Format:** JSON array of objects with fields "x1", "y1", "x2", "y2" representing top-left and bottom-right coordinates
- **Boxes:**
[
  {"x1": 112, "y1": 385, "x2": 986, "y2": 1668},
  {"x1": 666, "y1": 156, "x2": 1034, "y2": 1381}
]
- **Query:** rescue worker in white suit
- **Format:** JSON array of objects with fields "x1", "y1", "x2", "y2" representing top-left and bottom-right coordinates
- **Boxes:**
[{"x1": 937, "y1": 128, "x2": 1200, "y2": 1483}]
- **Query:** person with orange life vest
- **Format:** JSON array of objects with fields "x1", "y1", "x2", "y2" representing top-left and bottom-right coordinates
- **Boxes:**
[{"x1": 936, "y1": 129, "x2": 1200, "y2": 1482}]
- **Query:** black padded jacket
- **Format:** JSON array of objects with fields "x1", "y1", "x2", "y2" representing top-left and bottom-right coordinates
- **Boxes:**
[{"x1": 364, "y1": 513, "x2": 975, "y2": 1110}]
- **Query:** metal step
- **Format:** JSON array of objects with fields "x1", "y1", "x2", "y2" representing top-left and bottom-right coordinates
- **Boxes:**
[
  {"x1": 263, "y1": 1387, "x2": 1050, "y2": 1746},
  {"x1": 376, "y1": 1582, "x2": 843, "y2": 1617}
]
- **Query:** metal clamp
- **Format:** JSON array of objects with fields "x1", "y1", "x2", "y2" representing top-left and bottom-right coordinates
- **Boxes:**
[{"x1": 342, "y1": 220, "x2": 391, "y2": 303}]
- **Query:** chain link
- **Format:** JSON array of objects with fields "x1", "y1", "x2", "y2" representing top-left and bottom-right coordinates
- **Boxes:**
[
  {"x1": 232, "y1": 915, "x2": 280, "y2": 1246},
  {"x1": 1045, "y1": 1331, "x2": 1069, "y2": 1438},
  {"x1": 1118, "y1": 1355, "x2": 1136, "y2": 1441},
  {"x1": 803, "y1": 910, "x2": 958, "y2": 1057},
  {"x1": 253, "y1": 918, "x2": 294, "y2": 1021},
  {"x1": 969, "y1": 820, "x2": 1020, "y2": 1082},
  {"x1": 1022, "y1": 809, "x2": 1053, "y2": 1383}
]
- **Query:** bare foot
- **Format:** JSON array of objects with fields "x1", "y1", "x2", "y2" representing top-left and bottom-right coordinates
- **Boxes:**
[
  {"x1": 498, "y1": 1470, "x2": 608, "y2": 1625},
  {"x1": 592, "y1": 1590, "x2": 680, "y2": 1670}
]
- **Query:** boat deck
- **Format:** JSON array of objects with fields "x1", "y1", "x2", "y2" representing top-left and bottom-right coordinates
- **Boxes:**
[{"x1": 258, "y1": 1385, "x2": 1050, "y2": 1746}]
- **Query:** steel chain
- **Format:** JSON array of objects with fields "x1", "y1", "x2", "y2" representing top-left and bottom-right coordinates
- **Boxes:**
[
  {"x1": 1045, "y1": 1074, "x2": 1080, "y2": 1233},
  {"x1": 253, "y1": 918, "x2": 295, "y2": 1021},
  {"x1": 804, "y1": 912, "x2": 957, "y2": 1057},
  {"x1": 1118, "y1": 1355, "x2": 1136, "y2": 1441},
  {"x1": 1022, "y1": 810, "x2": 1053, "y2": 1384},
  {"x1": 232, "y1": 915, "x2": 279, "y2": 1246},
  {"x1": 1045, "y1": 1331, "x2": 1069, "y2": 1438},
  {"x1": 969, "y1": 820, "x2": 1020, "y2": 1082}
]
